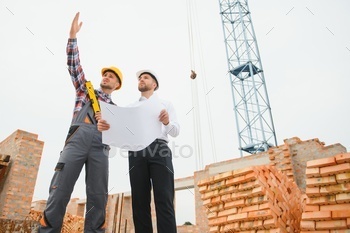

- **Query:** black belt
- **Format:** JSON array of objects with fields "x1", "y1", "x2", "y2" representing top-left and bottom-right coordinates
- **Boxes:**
[{"x1": 155, "y1": 139, "x2": 168, "y2": 144}]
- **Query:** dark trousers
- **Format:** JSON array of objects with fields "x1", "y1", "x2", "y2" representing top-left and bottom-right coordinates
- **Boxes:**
[{"x1": 128, "y1": 139, "x2": 177, "y2": 233}]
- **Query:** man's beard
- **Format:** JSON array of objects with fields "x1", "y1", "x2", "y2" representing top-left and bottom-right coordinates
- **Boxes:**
[
  {"x1": 100, "y1": 83, "x2": 114, "y2": 90},
  {"x1": 138, "y1": 84, "x2": 151, "y2": 92}
]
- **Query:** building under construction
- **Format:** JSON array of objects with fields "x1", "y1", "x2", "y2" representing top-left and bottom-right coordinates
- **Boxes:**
[
  {"x1": 0, "y1": 129, "x2": 349, "y2": 232},
  {"x1": 1, "y1": 1, "x2": 349, "y2": 232}
]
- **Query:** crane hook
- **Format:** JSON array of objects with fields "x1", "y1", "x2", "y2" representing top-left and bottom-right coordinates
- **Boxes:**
[{"x1": 190, "y1": 70, "x2": 197, "y2": 79}]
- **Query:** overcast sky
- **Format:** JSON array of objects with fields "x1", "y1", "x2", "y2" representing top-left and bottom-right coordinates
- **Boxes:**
[{"x1": 1, "y1": 0, "x2": 349, "y2": 225}]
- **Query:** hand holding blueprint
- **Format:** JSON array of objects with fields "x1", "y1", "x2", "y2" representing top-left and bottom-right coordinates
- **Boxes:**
[{"x1": 99, "y1": 95, "x2": 164, "y2": 151}]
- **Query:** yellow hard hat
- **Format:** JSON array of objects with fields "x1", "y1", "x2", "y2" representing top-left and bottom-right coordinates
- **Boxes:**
[{"x1": 101, "y1": 66, "x2": 123, "y2": 90}]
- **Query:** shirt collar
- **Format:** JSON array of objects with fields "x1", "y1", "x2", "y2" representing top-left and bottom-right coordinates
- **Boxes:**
[
  {"x1": 139, "y1": 93, "x2": 157, "y2": 102},
  {"x1": 139, "y1": 96, "x2": 148, "y2": 101},
  {"x1": 96, "y1": 88, "x2": 112, "y2": 100}
]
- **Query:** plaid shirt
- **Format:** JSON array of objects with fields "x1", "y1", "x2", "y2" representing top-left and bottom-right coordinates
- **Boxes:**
[{"x1": 66, "y1": 38, "x2": 114, "y2": 114}]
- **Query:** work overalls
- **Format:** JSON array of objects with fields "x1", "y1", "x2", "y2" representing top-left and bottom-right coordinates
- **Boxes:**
[{"x1": 39, "y1": 101, "x2": 109, "y2": 233}]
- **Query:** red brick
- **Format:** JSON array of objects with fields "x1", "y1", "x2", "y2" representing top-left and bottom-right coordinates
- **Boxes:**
[
  {"x1": 307, "y1": 157, "x2": 336, "y2": 168},
  {"x1": 320, "y1": 163, "x2": 350, "y2": 176},
  {"x1": 306, "y1": 176, "x2": 337, "y2": 187},
  {"x1": 227, "y1": 212, "x2": 248, "y2": 223},
  {"x1": 300, "y1": 220, "x2": 315, "y2": 231},
  {"x1": 335, "y1": 153, "x2": 350, "y2": 164},
  {"x1": 306, "y1": 167, "x2": 321, "y2": 178},
  {"x1": 331, "y1": 210, "x2": 350, "y2": 219},
  {"x1": 336, "y1": 172, "x2": 350, "y2": 183},
  {"x1": 320, "y1": 203, "x2": 350, "y2": 211},
  {"x1": 320, "y1": 183, "x2": 350, "y2": 195},
  {"x1": 316, "y1": 220, "x2": 347, "y2": 230},
  {"x1": 336, "y1": 193, "x2": 350, "y2": 204},
  {"x1": 302, "y1": 211, "x2": 332, "y2": 221}
]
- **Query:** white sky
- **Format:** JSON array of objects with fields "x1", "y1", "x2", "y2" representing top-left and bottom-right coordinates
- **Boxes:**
[{"x1": 1, "y1": 0, "x2": 349, "y2": 225}]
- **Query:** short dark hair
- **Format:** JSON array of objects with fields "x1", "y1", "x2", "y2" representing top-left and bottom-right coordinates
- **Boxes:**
[{"x1": 140, "y1": 72, "x2": 159, "y2": 90}]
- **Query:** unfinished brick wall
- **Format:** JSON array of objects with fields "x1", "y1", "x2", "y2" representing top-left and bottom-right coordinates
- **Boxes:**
[
  {"x1": 30, "y1": 136, "x2": 348, "y2": 232},
  {"x1": 194, "y1": 138, "x2": 348, "y2": 233},
  {"x1": 0, "y1": 130, "x2": 44, "y2": 220},
  {"x1": 285, "y1": 137, "x2": 347, "y2": 192},
  {"x1": 194, "y1": 169, "x2": 211, "y2": 233}
]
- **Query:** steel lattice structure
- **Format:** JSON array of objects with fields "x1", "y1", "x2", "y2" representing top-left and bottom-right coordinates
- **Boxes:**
[{"x1": 218, "y1": 0, "x2": 277, "y2": 155}]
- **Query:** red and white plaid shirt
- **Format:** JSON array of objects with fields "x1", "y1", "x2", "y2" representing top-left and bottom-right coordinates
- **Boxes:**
[{"x1": 66, "y1": 38, "x2": 114, "y2": 115}]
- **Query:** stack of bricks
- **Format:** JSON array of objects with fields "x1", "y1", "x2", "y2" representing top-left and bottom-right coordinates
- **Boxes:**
[
  {"x1": 301, "y1": 152, "x2": 350, "y2": 232},
  {"x1": 60, "y1": 212, "x2": 84, "y2": 233},
  {"x1": 28, "y1": 210, "x2": 84, "y2": 232},
  {"x1": 268, "y1": 144, "x2": 294, "y2": 182},
  {"x1": 198, "y1": 165, "x2": 302, "y2": 233}
]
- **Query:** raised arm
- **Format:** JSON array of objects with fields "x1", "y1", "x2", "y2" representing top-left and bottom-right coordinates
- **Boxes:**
[
  {"x1": 66, "y1": 12, "x2": 86, "y2": 95},
  {"x1": 70, "y1": 12, "x2": 83, "y2": 39}
]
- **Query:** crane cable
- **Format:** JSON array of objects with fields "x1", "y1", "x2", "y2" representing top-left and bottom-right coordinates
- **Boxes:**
[
  {"x1": 186, "y1": 0, "x2": 203, "y2": 170},
  {"x1": 186, "y1": 0, "x2": 218, "y2": 170}
]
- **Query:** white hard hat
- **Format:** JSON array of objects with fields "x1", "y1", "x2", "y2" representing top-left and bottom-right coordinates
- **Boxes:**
[{"x1": 136, "y1": 69, "x2": 159, "y2": 90}]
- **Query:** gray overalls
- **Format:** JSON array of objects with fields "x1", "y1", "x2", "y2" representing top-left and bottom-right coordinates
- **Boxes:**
[{"x1": 39, "y1": 101, "x2": 109, "y2": 233}]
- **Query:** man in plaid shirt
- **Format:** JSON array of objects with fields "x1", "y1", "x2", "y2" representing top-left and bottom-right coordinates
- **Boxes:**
[{"x1": 39, "y1": 12, "x2": 122, "y2": 233}]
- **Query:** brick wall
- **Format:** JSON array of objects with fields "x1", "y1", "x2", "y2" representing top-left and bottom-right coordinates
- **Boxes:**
[
  {"x1": 285, "y1": 137, "x2": 347, "y2": 192},
  {"x1": 0, "y1": 130, "x2": 44, "y2": 220},
  {"x1": 193, "y1": 169, "x2": 210, "y2": 233},
  {"x1": 29, "y1": 136, "x2": 347, "y2": 232}
]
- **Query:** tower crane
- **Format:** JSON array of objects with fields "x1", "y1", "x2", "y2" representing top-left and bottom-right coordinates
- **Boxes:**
[{"x1": 218, "y1": 0, "x2": 277, "y2": 156}]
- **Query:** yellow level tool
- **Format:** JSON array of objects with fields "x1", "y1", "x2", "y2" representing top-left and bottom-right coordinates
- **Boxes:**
[{"x1": 85, "y1": 81, "x2": 100, "y2": 114}]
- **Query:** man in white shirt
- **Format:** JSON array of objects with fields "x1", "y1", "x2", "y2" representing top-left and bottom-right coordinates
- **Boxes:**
[{"x1": 98, "y1": 69, "x2": 180, "y2": 233}]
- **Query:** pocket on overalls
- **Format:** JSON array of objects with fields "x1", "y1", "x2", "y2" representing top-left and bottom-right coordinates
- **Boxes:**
[
  {"x1": 50, "y1": 162, "x2": 65, "y2": 190},
  {"x1": 64, "y1": 125, "x2": 80, "y2": 144}
]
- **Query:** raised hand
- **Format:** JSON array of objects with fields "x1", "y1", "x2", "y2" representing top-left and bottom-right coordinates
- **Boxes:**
[{"x1": 70, "y1": 12, "x2": 83, "y2": 39}]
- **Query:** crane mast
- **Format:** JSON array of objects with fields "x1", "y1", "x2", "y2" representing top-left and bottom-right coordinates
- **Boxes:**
[{"x1": 218, "y1": 0, "x2": 277, "y2": 156}]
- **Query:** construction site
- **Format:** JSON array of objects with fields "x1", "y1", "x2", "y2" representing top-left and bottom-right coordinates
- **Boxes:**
[
  {"x1": 1, "y1": 0, "x2": 349, "y2": 233},
  {"x1": 1, "y1": 131, "x2": 350, "y2": 232}
]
